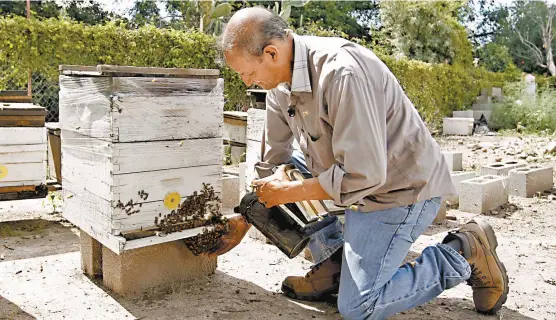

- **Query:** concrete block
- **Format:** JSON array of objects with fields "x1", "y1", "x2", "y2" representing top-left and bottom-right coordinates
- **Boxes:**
[
  {"x1": 447, "y1": 171, "x2": 477, "y2": 205},
  {"x1": 442, "y1": 152, "x2": 463, "y2": 172},
  {"x1": 453, "y1": 110, "x2": 474, "y2": 118},
  {"x1": 222, "y1": 173, "x2": 240, "y2": 209},
  {"x1": 459, "y1": 175, "x2": 508, "y2": 214},
  {"x1": 472, "y1": 103, "x2": 495, "y2": 111},
  {"x1": 508, "y1": 165, "x2": 554, "y2": 197},
  {"x1": 239, "y1": 162, "x2": 247, "y2": 199},
  {"x1": 443, "y1": 118, "x2": 474, "y2": 136},
  {"x1": 476, "y1": 95, "x2": 491, "y2": 104},
  {"x1": 480, "y1": 161, "x2": 527, "y2": 176},
  {"x1": 102, "y1": 241, "x2": 217, "y2": 296},
  {"x1": 492, "y1": 87, "x2": 502, "y2": 98},
  {"x1": 473, "y1": 110, "x2": 492, "y2": 121},
  {"x1": 80, "y1": 230, "x2": 102, "y2": 278},
  {"x1": 433, "y1": 197, "x2": 447, "y2": 225}
]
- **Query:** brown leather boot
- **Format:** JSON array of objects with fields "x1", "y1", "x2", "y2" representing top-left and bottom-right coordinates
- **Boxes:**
[
  {"x1": 443, "y1": 219, "x2": 509, "y2": 314},
  {"x1": 281, "y1": 249, "x2": 342, "y2": 301}
]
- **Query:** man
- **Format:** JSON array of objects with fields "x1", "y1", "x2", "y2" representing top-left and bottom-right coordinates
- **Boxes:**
[{"x1": 209, "y1": 7, "x2": 508, "y2": 319}]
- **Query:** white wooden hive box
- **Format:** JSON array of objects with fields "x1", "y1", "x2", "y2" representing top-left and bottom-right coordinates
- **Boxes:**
[{"x1": 59, "y1": 65, "x2": 224, "y2": 254}]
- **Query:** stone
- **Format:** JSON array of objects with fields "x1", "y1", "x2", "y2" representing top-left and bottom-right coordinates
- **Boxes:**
[
  {"x1": 443, "y1": 118, "x2": 474, "y2": 136},
  {"x1": 102, "y1": 241, "x2": 217, "y2": 296},
  {"x1": 446, "y1": 171, "x2": 477, "y2": 206},
  {"x1": 545, "y1": 142, "x2": 556, "y2": 155},
  {"x1": 442, "y1": 151, "x2": 463, "y2": 172},
  {"x1": 222, "y1": 173, "x2": 240, "y2": 209},
  {"x1": 480, "y1": 161, "x2": 527, "y2": 176},
  {"x1": 508, "y1": 165, "x2": 554, "y2": 198},
  {"x1": 80, "y1": 230, "x2": 102, "y2": 278},
  {"x1": 459, "y1": 175, "x2": 509, "y2": 214}
]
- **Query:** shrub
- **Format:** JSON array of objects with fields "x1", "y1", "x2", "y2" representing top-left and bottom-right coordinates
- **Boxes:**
[{"x1": 490, "y1": 82, "x2": 556, "y2": 133}]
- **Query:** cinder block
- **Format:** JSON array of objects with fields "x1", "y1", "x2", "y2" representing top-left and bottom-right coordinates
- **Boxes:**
[
  {"x1": 80, "y1": 230, "x2": 102, "y2": 278},
  {"x1": 492, "y1": 87, "x2": 502, "y2": 98},
  {"x1": 433, "y1": 197, "x2": 447, "y2": 225},
  {"x1": 239, "y1": 162, "x2": 247, "y2": 199},
  {"x1": 473, "y1": 110, "x2": 492, "y2": 121},
  {"x1": 453, "y1": 110, "x2": 474, "y2": 118},
  {"x1": 459, "y1": 175, "x2": 508, "y2": 214},
  {"x1": 447, "y1": 171, "x2": 477, "y2": 205},
  {"x1": 476, "y1": 95, "x2": 491, "y2": 104},
  {"x1": 480, "y1": 161, "x2": 527, "y2": 176},
  {"x1": 443, "y1": 118, "x2": 474, "y2": 135},
  {"x1": 508, "y1": 165, "x2": 554, "y2": 197},
  {"x1": 442, "y1": 152, "x2": 463, "y2": 172},
  {"x1": 102, "y1": 241, "x2": 217, "y2": 296},
  {"x1": 222, "y1": 173, "x2": 240, "y2": 209}
]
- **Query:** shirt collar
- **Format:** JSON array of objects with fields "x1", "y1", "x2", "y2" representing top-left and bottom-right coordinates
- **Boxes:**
[{"x1": 289, "y1": 32, "x2": 312, "y2": 93}]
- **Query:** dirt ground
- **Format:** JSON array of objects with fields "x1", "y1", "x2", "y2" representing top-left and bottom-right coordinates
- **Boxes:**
[{"x1": 1, "y1": 133, "x2": 555, "y2": 320}]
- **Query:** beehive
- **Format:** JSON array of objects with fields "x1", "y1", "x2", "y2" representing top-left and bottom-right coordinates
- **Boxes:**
[
  {"x1": 59, "y1": 65, "x2": 224, "y2": 254},
  {"x1": 0, "y1": 103, "x2": 47, "y2": 189}
]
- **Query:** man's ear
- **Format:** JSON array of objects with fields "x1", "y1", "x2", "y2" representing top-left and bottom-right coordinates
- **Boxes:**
[{"x1": 264, "y1": 45, "x2": 278, "y2": 60}]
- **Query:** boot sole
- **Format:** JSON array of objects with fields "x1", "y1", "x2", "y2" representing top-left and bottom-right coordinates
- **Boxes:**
[
  {"x1": 281, "y1": 283, "x2": 339, "y2": 302},
  {"x1": 473, "y1": 219, "x2": 509, "y2": 315}
]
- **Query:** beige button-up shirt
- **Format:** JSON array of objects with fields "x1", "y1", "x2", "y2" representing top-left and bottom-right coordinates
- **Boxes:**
[{"x1": 256, "y1": 33, "x2": 456, "y2": 212}]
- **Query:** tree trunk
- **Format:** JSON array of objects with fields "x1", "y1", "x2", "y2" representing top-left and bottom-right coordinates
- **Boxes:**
[{"x1": 547, "y1": 45, "x2": 556, "y2": 76}]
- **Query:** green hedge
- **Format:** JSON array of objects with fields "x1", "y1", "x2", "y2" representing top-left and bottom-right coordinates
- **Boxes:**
[
  {"x1": 0, "y1": 16, "x2": 518, "y2": 126},
  {"x1": 0, "y1": 16, "x2": 248, "y2": 110}
]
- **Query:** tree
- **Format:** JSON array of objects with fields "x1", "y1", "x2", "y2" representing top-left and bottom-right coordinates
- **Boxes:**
[
  {"x1": 476, "y1": 43, "x2": 515, "y2": 72},
  {"x1": 289, "y1": 1, "x2": 378, "y2": 39},
  {"x1": 129, "y1": 0, "x2": 163, "y2": 28},
  {"x1": 0, "y1": 0, "x2": 61, "y2": 18},
  {"x1": 380, "y1": 0, "x2": 473, "y2": 65},
  {"x1": 512, "y1": 1, "x2": 556, "y2": 76},
  {"x1": 64, "y1": 0, "x2": 113, "y2": 25}
]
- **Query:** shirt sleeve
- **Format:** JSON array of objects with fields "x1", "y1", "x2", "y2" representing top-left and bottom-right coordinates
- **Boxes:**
[
  {"x1": 317, "y1": 72, "x2": 388, "y2": 207},
  {"x1": 254, "y1": 90, "x2": 294, "y2": 179}
]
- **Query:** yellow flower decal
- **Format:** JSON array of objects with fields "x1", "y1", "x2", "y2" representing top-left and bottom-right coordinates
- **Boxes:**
[
  {"x1": 163, "y1": 191, "x2": 181, "y2": 210},
  {"x1": 0, "y1": 165, "x2": 7, "y2": 180}
]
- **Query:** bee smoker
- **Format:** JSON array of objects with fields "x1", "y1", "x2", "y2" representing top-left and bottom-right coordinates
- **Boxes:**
[{"x1": 233, "y1": 166, "x2": 339, "y2": 259}]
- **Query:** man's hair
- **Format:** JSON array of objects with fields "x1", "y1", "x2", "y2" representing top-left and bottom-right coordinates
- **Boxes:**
[{"x1": 218, "y1": 7, "x2": 288, "y2": 58}]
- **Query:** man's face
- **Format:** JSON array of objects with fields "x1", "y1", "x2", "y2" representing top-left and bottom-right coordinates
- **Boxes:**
[{"x1": 225, "y1": 48, "x2": 282, "y2": 90}]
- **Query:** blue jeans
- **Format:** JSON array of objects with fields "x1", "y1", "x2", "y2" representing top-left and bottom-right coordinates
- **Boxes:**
[{"x1": 288, "y1": 150, "x2": 471, "y2": 319}]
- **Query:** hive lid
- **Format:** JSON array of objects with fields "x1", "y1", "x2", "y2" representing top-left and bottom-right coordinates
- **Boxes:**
[
  {"x1": 224, "y1": 111, "x2": 247, "y2": 121},
  {"x1": 59, "y1": 64, "x2": 220, "y2": 78},
  {"x1": 0, "y1": 103, "x2": 47, "y2": 116}
]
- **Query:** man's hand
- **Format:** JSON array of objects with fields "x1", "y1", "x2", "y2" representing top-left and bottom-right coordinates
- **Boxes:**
[
  {"x1": 207, "y1": 215, "x2": 251, "y2": 258},
  {"x1": 251, "y1": 165, "x2": 297, "y2": 208}
]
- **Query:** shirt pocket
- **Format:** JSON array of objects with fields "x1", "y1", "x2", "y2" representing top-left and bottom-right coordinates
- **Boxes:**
[{"x1": 307, "y1": 133, "x2": 335, "y2": 173}]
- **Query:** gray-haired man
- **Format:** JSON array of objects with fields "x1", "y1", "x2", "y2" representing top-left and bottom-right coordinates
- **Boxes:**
[{"x1": 209, "y1": 7, "x2": 508, "y2": 319}]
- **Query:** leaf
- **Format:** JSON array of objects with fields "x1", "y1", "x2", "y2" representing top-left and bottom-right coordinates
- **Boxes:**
[
  {"x1": 279, "y1": 5, "x2": 291, "y2": 21},
  {"x1": 210, "y1": 3, "x2": 232, "y2": 19}
]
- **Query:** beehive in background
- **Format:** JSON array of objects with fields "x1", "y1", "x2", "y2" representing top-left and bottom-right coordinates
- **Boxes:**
[
  {"x1": 0, "y1": 103, "x2": 47, "y2": 189},
  {"x1": 59, "y1": 65, "x2": 224, "y2": 254}
]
